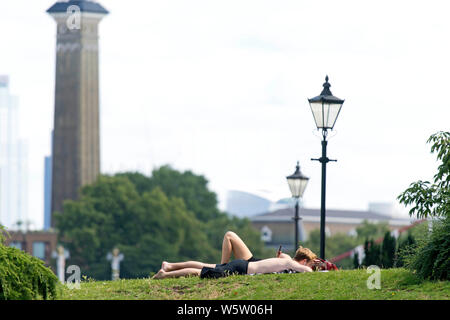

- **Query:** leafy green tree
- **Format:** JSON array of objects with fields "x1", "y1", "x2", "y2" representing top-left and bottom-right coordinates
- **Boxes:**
[
  {"x1": 397, "y1": 131, "x2": 449, "y2": 280},
  {"x1": 55, "y1": 175, "x2": 219, "y2": 279},
  {"x1": 398, "y1": 131, "x2": 449, "y2": 219},
  {"x1": 56, "y1": 168, "x2": 266, "y2": 279},
  {"x1": 118, "y1": 166, "x2": 221, "y2": 222}
]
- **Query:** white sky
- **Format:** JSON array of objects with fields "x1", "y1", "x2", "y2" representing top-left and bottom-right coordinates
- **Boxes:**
[{"x1": 1, "y1": 0, "x2": 449, "y2": 228}]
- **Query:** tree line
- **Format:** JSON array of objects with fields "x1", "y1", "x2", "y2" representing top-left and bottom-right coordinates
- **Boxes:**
[{"x1": 54, "y1": 166, "x2": 270, "y2": 280}]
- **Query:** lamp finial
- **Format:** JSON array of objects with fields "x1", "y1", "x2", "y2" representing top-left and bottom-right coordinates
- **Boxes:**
[{"x1": 321, "y1": 75, "x2": 332, "y2": 96}]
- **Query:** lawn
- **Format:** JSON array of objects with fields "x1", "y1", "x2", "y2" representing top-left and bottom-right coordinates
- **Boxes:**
[{"x1": 59, "y1": 268, "x2": 449, "y2": 300}]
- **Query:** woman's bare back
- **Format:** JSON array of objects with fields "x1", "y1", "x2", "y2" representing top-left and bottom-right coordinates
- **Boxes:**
[{"x1": 247, "y1": 258, "x2": 291, "y2": 274}]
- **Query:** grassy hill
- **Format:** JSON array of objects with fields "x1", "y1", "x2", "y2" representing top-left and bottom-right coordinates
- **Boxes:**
[{"x1": 60, "y1": 268, "x2": 449, "y2": 300}]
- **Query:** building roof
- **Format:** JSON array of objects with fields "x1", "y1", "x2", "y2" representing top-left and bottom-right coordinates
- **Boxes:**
[
  {"x1": 250, "y1": 207, "x2": 414, "y2": 226},
  {"x1": 47, "y1": 0, "x2": 109, "y2": 15}
]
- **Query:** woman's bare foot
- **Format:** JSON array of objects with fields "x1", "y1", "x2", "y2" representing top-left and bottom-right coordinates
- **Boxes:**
[
  {"x1": 161, "y1": 261, "x2": 171, "y2": 272},
  {"x1": 152, "y1": 269, "x2": 166, "y2": 280}
]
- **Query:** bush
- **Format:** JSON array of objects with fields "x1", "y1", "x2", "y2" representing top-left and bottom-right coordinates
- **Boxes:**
[
  {"x1": 395, "y1": 232, "x2": 416, "y2": 268},
  {"x1": 0, "y1": 225, "x2": 59, "y2": 300},
  {"x1": 400, "y1": 216, "x2": 450, "y2": 280}
]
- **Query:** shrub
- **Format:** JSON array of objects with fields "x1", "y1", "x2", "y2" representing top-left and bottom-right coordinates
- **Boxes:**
[
  {"x1": 400, "y1": 216, "x2": 450, "y2": 280},
  {"x1": 0, "y1": 225, "x2": 59, "y2": 300},
  {"x1": 395, "y1": 232, "x2": 416, "y2": 268}
]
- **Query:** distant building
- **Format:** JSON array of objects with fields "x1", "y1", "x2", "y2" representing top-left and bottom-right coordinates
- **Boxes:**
[
  {"x1": 225, "y1": 190, "x2": 298, "y2": 218},
  {"x1": 47, "y1": 0, "x2": 109, "y2": 226},
  {"x1": 226, "y1": 190, "x2": 272, "y2": 217},
  {"x1": 250, "y1": 207, "x2": 414, "y2": 251},
  {"x1": 0, "y1": 75, "x2": 28, "y2": 230},
  {"x1": 43, "y1": 131, "x2": 53, "y2": 230},
  {"x1": 368, "y1": 202, "x2": 396, "y2": 217},
  {"x1": 2, "y1": 230, "x2": 58, "y2": 269}
]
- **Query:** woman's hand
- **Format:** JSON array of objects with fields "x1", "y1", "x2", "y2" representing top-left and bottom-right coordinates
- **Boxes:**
[
  {"x1": 276, "y1": 245, "x2": 282, "y2": 258},
  {"x1": 311, "y1": 259, "x2": 326, "y2": 271}
]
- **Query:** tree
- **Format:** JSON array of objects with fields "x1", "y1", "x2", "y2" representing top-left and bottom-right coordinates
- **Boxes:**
[
  {"x1": 398, "y1": 131, "x2": 449, "y2": 219},
  {"x1": 362, "y1": 239, "x2": 382, "y2": 267},
  {"x1": 356, "y1": 220, "x2": 390, "y2": 240},
  {"x1": 380, "y1": 231, "x2": 396, "y2": 268},
  {"x1": 397, "y1": 131, "x2": 450, "y2": 280},
  {"x1": 360, "y1": 232, "x2": 398, "y2": 268},
  {"x1": 118, "y1": 165, "x2": 221, "y2": 222},
  {"x1": 55, "y1": 175, "x2": 219, "y2": 279},
  {"x1": 56, "y1": 168, "x2": 266, "y2": 279},
  {"x1": 353, "y1": 251, "x2": 360, "y2": 269}
]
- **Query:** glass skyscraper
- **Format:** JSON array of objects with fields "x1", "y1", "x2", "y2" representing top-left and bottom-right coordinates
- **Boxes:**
[
  {"x1": 0, "y1": 75, "x2": 28, "y2": 230},
  {"x1": 43, "y1": 132, "x2": 53, "y2": 230}
]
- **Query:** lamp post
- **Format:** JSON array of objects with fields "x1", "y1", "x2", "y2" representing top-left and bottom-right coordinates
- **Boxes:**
[
  {"x1": 286, "y1": 161, "x2": 309, "y2": 251},
  {"x1": 308, "y1": 75, "x2": 344, "y2": 259}
]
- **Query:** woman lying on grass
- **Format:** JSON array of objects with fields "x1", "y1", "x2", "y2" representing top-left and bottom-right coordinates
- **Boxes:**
[{"x1": 152, "y1": 231, "x2": 318, "y2": 279}]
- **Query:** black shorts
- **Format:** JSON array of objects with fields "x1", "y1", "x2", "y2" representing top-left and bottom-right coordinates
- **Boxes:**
[
  {"x1": 247, "y1": 256, "x2": 261, "y2": 262},
  {"x1": 200, "y1": 259, "x2": 249, "y2": 279}
]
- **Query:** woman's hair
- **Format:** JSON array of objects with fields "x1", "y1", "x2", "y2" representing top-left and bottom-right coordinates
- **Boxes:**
[{"x1": 293, "y1": 246, "x2": 317, "y2": 262}]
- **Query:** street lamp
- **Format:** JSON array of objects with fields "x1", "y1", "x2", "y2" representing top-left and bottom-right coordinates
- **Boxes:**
[
  {"x1": 308, "y1": 75, "x2": 344, "y2": 259},
  {"x1": 286, "y1": 161, "x2": 309, "y2": 251}
]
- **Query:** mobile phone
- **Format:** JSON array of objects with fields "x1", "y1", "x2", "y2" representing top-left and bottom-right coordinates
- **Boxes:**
[{"x1": 277, "y1": 245, "x2": 282, "y2": 253}]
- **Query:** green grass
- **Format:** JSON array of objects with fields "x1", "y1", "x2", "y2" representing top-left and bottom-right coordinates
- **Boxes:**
[{"x1": 58, "y1": 269, "x2": 449, "y2": 300}]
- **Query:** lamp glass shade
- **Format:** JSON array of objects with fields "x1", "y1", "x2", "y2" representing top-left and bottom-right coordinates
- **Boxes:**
[
  {"x1": 287, "y1": 177, "x2": 309, "y2": 198},
  {"x1": 286, "y1": 162, "x2": 309, "y2": 198},
  {"x1": 309, "y1": 101, "x2": 343, "y2": 130}
]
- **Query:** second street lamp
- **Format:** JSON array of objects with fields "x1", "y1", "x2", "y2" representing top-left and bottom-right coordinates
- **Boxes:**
[
  {"x1": 286, "y1": 161, "x2": 309, "y2": 251},
  {"x1": 308, "y1": 75, "x2": 345, "y2": 259}
]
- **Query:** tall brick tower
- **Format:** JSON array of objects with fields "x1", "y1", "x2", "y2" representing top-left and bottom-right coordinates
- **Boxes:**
[{"x1": 47, "y1": 0, "x2": 108, "y2": 225}]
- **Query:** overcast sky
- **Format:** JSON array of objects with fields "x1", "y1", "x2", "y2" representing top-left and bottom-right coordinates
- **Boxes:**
[{"x1": 1, "y1": 0, "x2": 449, "y2": 228}]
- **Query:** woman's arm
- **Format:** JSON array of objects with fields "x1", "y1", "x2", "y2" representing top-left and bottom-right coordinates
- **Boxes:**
[
  {"x1": 287, "y1": 259, "x2": 313, "y2": 273},
  {"x1": 276, "y1": 246, "x2": 292, "y2": 259},
  {"x1": 277, "y1": 253, "x2": 292, "y2": 260}
]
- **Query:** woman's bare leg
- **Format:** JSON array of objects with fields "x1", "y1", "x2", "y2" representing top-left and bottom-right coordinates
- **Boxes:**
[
  {"x1": 152, "y1": 268, "x2": 201, "y2": 279},
  {"x1": 161, "y1": 261, "x2": 216, "y2": 272},
  {"x1": 221, "y1": 231, "x2": 253, "y2": 264}
]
